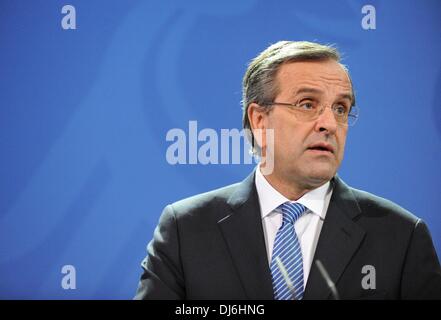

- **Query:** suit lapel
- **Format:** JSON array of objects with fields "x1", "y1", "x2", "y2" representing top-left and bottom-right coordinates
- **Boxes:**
[
  {"x1": 304, "y1": 175, "x2": 366, "y2": 300},
  {"x1": 217, "y1": 171, "x2": 274, "y2": 300}
]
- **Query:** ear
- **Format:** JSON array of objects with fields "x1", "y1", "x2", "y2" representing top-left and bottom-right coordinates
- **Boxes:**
[{"x1": 247, "y1": 103, "x2": 269, "y2": 152}]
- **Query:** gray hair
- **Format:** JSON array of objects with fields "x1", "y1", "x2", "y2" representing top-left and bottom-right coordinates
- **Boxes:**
[{"x1": 241, "y1": 41, "x2": 355, "y2": 154}]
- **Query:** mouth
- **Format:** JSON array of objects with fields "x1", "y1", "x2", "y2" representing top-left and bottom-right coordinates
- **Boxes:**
[{"x1": 307, "y1": 142, "x2": 335, "y2": 154}]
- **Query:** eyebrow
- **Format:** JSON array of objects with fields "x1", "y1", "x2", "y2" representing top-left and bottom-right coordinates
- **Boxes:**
[{"x1": 294, "y1": 87, "x2": 353, "y2": 102}]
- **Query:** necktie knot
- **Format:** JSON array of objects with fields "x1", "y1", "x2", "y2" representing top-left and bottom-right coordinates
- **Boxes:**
[{"x1": 280, "y1": 202, "x2": 307, "y2": 225}]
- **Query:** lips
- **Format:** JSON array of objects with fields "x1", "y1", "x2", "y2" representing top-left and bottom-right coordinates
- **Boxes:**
[{"x1": 307, "y1": 142, "x2": 335, "y2": 154}]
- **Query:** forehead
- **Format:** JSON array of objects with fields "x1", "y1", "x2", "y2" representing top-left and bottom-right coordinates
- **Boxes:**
[{"x1": 275, "y1": 60, "x2": 352, "y2": 95}]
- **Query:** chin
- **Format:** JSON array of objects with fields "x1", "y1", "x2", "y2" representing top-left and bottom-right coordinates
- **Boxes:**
[{"x1": 305, "y1": 167, "x2": 336, "y2": 185}]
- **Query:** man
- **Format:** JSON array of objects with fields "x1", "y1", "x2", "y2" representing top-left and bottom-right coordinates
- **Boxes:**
[{"x1": 135, "y1": 41, "x2": 441, "y2": 299}]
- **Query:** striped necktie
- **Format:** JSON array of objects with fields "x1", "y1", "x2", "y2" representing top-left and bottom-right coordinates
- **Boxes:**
[{"x1": 270, "y1": 202, "x2": 307, "y2": 300}]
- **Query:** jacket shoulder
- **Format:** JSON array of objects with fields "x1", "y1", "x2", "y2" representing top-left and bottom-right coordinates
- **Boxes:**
[
  {"x1": 350, "y1": 186, "x2": 419, "y2": 225},
  {"x1": 167, "y1": 182, "x2": 240, "y2": 218}
]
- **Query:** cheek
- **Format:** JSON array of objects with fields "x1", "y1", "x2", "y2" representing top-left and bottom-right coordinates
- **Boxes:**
[
  {"x1": 270, "y1": 115, "x2": 310, "y2": 156},
  {"x1": 336, "y1": 131, "x2": 348, "y2": 160},
  {"x1": 275, "y1": 127, "x2": 306, "y2": 158}
]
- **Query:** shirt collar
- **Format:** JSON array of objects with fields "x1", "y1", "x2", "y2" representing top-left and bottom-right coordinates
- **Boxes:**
[{"x1": 255, "y1": 165, "x2": 331, "y2": 220}]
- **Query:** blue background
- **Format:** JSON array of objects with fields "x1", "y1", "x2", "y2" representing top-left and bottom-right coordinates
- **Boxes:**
[{"x1": 1, "y1": 0, "x2": 440, "y2": 299}]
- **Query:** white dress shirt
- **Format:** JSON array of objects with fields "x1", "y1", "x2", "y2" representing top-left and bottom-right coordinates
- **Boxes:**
[{"x1": 255, "y1": 166, "x2": 333, "y2": 288}]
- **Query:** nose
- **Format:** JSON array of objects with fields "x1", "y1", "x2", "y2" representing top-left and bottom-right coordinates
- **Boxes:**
[{"x1": 314, "y1": 105, "x2": 338, "y2": 134}]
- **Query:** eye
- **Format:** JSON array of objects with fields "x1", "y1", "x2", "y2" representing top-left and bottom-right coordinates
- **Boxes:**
[
  {"x1": 333, "y1": 103, "x2": 349, "y2": 116},
  {"x1": 298, "y1": 100, "x2": 317, "y2": 110}
]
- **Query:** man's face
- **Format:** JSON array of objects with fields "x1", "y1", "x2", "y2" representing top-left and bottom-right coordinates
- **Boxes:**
[{"x1": 256, "y1": 60, "x2": 352, "y2": 189}]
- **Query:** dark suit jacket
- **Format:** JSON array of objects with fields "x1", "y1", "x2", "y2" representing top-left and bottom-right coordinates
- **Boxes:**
[{"x1": 135, "y1": 172, "x2": 441, "y2": 299}]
